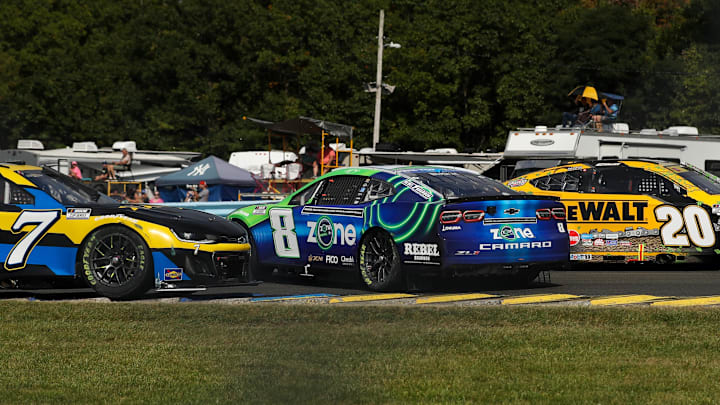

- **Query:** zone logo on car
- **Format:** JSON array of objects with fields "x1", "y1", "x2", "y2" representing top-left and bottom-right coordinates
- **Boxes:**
[{"x1": 490, "y1": 226, "x2": 535, "y2": 240}]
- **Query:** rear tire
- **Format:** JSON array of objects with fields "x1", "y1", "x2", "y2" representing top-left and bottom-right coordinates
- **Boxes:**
[
  {"x1": 358, "y1": 229, "x2": 402, "y2": 291},
  {"x1": 80, "y1": 226, "x2": 153, "y2": 300}
]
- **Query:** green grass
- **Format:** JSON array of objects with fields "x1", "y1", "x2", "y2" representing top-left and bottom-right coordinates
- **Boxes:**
[{"x1": 1, "y1": 302, "x2": 720, "y2": 404}]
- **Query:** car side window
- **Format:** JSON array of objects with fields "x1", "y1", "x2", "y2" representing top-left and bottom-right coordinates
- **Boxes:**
[
  {"x1": 289, "y1": 181, "x2": 323, "y2": 206},
  {"x1": 312, "y1": 175, "x2": 368, "y2": 206},
  {"x1": 0, "y1": 177, "x2": 35, "y2": 205},
  {"x1": 530, "y1": 170, "x2": 585, "y2": 192},
  {"x1": 589, "y1": 166, "x2": 632, "y2": 194},
  {"x1": 362, "y1": 178, "x2": 395, "y2": 202}
]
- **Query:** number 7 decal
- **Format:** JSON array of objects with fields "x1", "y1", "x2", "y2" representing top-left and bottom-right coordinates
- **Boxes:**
[{"x1": 5, "y1": 210, "x2": 61, "y2": 271}]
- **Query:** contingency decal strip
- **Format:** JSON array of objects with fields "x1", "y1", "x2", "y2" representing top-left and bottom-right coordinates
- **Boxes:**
[
  {"x1": 415, "y1": 293, "x2": 501, "y2": 304},
  {"x1": 590, "y1": 295, "x2": 671, "y2": 306},
  {"x1": 329, "y1": 293, "x2": 417, "y2": 303},
  {"x1": 301, "y1": 206, "x2": 364, "y2": 218},
  {"x1": 501, "y1": 294, "x2": 584, "y2": 305}
]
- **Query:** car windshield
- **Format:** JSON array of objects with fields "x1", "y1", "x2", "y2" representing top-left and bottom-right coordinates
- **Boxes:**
[
  {"x1": 667, "y1": 164, "x2": 720, "y2": 194},
  {"x1": 407, "y1": 169, "x2": 520, "y2": 199},
  {"x1": 20, "y1": 168, "x2": 115, "y2": 205}
]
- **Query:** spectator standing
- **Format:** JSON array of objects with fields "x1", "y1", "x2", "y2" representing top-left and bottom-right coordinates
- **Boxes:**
[{"x1": 197, "y1": 181, "x2": 210, "y2": 202}]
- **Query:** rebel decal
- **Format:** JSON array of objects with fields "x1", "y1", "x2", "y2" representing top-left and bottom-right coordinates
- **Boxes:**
[
  {"x1": 403, "y1": 243, "x2": 440, "y2": 261},
  {"x1": 566, "y1": 201, "x2": 649, "y2": 222}
]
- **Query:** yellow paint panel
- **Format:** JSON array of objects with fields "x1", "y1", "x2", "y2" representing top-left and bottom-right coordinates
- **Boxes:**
[
  {"x1": 651, "y1": 296, "x2": 720, "y2": 307},
  {"x1": 329, "y1": 293, "x2": 416, "y2": 303},
  {"x1": 591, "y1": 295, "x2": 669, "y2": 306},
  {"x1": 501, "y1": 294, "x2": 583, "y2": 305},
  {"x1": 0, "y1": 167, "x2": 36, "y2": 187},
  {"x1": 415, "y1": 293, "x2": 500, "y2": 304}
]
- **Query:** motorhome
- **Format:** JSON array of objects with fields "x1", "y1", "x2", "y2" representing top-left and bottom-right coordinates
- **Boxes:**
[
  {"x1": 0, "y1": 140, "x2": 200, "y2": 182},
  {"x1": 496, "y1": 124, "x2": 720, "y2": 180}
]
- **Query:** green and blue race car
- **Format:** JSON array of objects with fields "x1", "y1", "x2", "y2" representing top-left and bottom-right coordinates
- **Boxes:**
[{"x1": 228, "y1": 166, "x2": 569, "y2": 290}]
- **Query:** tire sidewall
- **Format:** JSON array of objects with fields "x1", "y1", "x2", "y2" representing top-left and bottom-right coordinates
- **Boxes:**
[
  {"x1": 358, "y1": 229, "x2": 402, "y2": 291},
  {"x1": 80, "y1": 225, "x2": 153, "y2": 300}
]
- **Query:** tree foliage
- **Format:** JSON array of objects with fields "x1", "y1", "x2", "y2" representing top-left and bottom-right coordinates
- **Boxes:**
[{"x1": 0, "y1": 0, "x2": 714, "y2": 156}]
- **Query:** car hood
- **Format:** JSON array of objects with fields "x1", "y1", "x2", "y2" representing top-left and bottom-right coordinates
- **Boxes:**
[{"x1": 73, "y1": 204, "x2": 246, "y2": 236}]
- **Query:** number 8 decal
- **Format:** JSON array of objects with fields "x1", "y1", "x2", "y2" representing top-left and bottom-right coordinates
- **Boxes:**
[
  {"x1": 269, "y1": 208, "x2": 300, "y2": 258},
  {"x1": 655, "y1": 205, "x2": 716, "y2": 247}
]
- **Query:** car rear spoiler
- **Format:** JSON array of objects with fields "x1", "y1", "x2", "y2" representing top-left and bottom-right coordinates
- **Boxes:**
[{"x1": 445, "y1": 195, "x2": 560, "y2": 204}]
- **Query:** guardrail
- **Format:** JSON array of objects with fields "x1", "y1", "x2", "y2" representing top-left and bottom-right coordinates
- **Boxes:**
[{"x1": 160, "y1": 201, "x2": 274, "y2": 217}]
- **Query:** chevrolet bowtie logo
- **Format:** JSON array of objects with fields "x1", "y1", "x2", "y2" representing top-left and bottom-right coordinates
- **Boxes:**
[{"x1": 504, "y1": 208, "x2": 520, "y2": 215}]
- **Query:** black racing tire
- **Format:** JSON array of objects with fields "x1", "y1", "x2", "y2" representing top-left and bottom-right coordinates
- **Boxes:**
[
  {"x1": 80, "y1": 225, "x2": 153, "y2": 300},
  {"x1": 358, "y1": 229, "x2": 402, "y2": 291},
  {"x1": 233, "y1": 220, "x2": 271, "y2": 280},
  {"x1": 511, "y1": 269, "x2": 541, "y2": 286}
]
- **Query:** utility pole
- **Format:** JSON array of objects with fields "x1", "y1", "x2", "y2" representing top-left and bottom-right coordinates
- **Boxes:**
[{"x1": 372, "y1": 10, "x2": 384, "y2": 151}]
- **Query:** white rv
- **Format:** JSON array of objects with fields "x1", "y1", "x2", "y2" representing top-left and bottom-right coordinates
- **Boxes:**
[
  {"x1": 0, "y1": 140, "x2": 200, "y2": 182},
  {"x1": 497, "y1": 124, "x2": 720, "y2": 180}
]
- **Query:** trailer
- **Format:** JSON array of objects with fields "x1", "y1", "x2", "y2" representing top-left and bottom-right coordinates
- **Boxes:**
[{"x1": 495, "y1": 124, "x2": 720, "y2": 180}]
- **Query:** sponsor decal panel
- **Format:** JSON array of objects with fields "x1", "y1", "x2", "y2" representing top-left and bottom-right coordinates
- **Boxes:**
[
  {"x1": 403, "y1": 243, "x2": 439, "y2": 261},
  {"x1": 308, "y1": 255, "x2": 324, "y2": 263},
  {"x1": 570, "y1": 254, "x2": 592, "y2": 261},
  {"x1": 307, "y1": 217, "x2": 357, "y2": 249},
  {"x1": 441, "y1": 225, "x2": 462, "y2": 232},
  {"x1": 340, "y1": 255, "x2": 355, "y2": 266},
  {"x1": 606, "y1": 240, "x2": 618, "y2": 246},
  {"x1": 568, "y1": 230, "x2": 580, "y2": 246},
  {"x1": 566, "y1": 201, "x2": 649, "y2": 222},
  {"x1": 400, "y1": 180, "x2": 434, "y2": 200},
  {"x1": 490, "y1": 226, "x2": 535, "y2": 240},
  {"x1": 164, "y1": 268, "x2": 183, "y2": 281},
  {"x1": 593, "y1": 239, "x2": 605, "y2": 246},
  {"x1": 479, "y1": 241, "x2": 552, "y2": 250},
  {"x1": 252, "y1": 205, "x2": 268, "y2": 215},
  {"x1": 506, "y1": 179, "x2": 527, "y2": 188},
  {"x1": 67, "y1": 208, "x2": 91, "y2": 220},
  {"x1": 455, "y1": 250, "x2": 481, "y2": 256}
]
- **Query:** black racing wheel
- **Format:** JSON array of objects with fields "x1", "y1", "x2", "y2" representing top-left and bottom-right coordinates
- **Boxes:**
[
  {"x1": 80, "y1": 225, "x2": 153, "y2": 299},
  {"x1": 358, "y1": 229, "x2": 402, "y2": 291}
]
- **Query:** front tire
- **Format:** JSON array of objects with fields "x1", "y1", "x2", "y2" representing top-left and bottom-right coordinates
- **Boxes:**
[
  {"x1": 80, "y1": 226, "x2": 153, "y2": 300},
  {"x1": 358, "y1": 229, "x2": 402, "y2": 291},
  {"x1": 233, "y1": 220, "x2": 270, "y2": 280}
]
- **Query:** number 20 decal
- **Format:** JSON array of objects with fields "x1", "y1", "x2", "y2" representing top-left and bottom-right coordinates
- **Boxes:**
[
  {"x1": 269, "y1": 208, "x2": 300, "y2": 258},
  {"x1": 5, "y1": 210, "x2": 61, "y2": 271},
  {"x1": 655, "y1": 205, "x2": 716, "y2": 247}
]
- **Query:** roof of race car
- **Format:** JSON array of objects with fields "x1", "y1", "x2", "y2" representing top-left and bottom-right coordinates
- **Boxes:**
[{"x1": 329, "y1": 165, "x2": 477, "y2": 177}]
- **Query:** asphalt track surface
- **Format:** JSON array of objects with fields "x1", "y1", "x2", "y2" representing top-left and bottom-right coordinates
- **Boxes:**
[{"x1": 3, "y1": 263, "x2": 720, "y2": 305}]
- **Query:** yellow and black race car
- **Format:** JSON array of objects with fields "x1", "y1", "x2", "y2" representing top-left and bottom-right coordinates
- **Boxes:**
[
  {"x1": 505, "y1": 160, "x2": 720, "y2": 264},
  {"x1": 0, "y1": 164, "x2": 253, "y2": 299}
]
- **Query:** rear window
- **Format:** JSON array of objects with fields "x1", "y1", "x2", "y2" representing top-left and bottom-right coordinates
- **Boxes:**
[
  {"x1": 407, "y1": 170, "x2": 520, "y2": 199},
  {"x1": 668, "y1": 165, "x2": 720, "y2": 194}
]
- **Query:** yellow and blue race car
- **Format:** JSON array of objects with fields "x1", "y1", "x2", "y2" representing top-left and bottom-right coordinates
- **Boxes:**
[
  {"x1": 505, "y1": 159, "x2": 720, "y2": 264},
  {"x1": 0, "y1": 164, "x2": 253, "y2": 299}
]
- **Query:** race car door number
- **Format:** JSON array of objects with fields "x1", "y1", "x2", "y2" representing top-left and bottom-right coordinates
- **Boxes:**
[
  {"x1": 269, "y1": 208, "x2": 301, "y2": 258},
  {"x1": 5, "y1": 210, "x2": 61, "y2": 271},
  {"x1": 655, "y1": 205, "x2": 715, "y2": 248}
]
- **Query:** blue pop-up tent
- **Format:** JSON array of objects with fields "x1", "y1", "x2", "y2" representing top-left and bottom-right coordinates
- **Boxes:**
[{"x1": 155, "y1": 156, "x2": 258, "y2": 202}]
